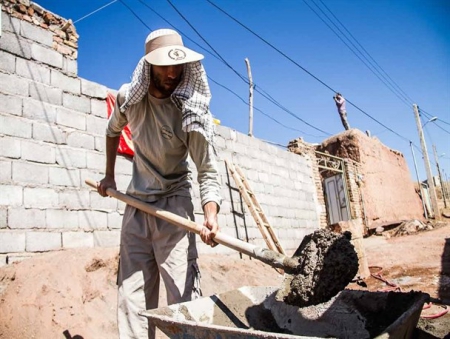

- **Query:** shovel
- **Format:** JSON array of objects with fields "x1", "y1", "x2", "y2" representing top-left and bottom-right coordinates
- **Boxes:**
[
  {"x1": 85, "y1": 178, "x2": 358, "y2": 307},
  {"x1": 85, "y1": 178, "x2": 298, "y2": 272}
]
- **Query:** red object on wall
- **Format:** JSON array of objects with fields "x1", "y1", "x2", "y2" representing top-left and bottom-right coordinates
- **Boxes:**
[{"x1": 106, "y1": 92, "x2": 135, "y2": 157}]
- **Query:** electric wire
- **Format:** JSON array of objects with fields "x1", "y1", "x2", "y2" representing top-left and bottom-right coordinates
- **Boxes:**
[
  {"x1": 164, "y1": 0, "x2": 331, "y2": 135},
  {"x1": 305, "y1": 0, "x2": 412, "y2": 107},
  {"x1": 317, "y1": 0, "x2": 415, "y2": 104},
  {"x1": 207, "y1": 76, "x2": 323, "y2": 137},
  {"x1": 73, "y1": 0, "x2": 118, "y2": 24},
  {"x1": 166, "y1": 0, "x2": 248, "y2": 84},
  {"x1": 206, "y1": 0, "x2": 432, "y2": 152},
  {"x1": 119, "y1": 0, "x2": 153, "y2": 30},
  {"x1": 420, "y1": 108, "x2": 450, "y2": 127},
  {"x1": 114, "y1": 0, "x2": 327, "y2": 138},
  {"x1": 419, "y1": 109, "x2": 450, "y2": 135},
  {"x1": 137, "y1": 0, "x2": 222, "y2": 63}
]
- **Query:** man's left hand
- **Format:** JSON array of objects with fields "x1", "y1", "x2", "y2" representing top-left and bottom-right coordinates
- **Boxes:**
[{"x1": 201, "y1": 201, "x2": 219, "y2": 247}]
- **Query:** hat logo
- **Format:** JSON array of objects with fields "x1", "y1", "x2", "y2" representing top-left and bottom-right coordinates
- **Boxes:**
[{"x1": 168, "y1": 48, "x2": 186, "y2": 61}]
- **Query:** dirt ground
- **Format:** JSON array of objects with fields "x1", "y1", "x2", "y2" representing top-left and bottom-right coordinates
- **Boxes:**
[{"x1": 0, "y1": 222, "x2": 449, "y2": 339}]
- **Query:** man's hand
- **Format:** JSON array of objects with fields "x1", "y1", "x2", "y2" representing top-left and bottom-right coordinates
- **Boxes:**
[
  {"x1": 201, "y1": 201, "x2": 219, "y2": 247},
  {"x1": 97, "y1": 175, "x2": 116, "y2": 197}
]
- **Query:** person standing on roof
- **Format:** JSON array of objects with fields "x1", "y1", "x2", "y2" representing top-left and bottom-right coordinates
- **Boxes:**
[
  {"x1": 333, "y1": 92, "x2": 350, "y2": 130},
  {"x1": 96, "y1": 28, "x2": 222, "y2": 339}
]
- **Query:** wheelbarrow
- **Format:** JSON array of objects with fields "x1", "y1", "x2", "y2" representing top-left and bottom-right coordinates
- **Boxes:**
[{"x1": 141, "y1": 286, "x2": 429, "y2": 339}]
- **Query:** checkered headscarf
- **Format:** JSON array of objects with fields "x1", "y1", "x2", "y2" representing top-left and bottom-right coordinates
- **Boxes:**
[{"x1": 120, "y1": 57, "x2": 215, "y2": 148}]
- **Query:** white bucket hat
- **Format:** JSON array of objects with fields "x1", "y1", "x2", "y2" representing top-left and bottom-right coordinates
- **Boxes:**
[{"x1": 144, "y1": 29, "x2": 204, "y2": 66}]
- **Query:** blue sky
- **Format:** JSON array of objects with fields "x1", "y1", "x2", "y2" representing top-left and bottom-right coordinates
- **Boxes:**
[{"x1": 37, "y1": 0, "x2": 449, "y2": 182}]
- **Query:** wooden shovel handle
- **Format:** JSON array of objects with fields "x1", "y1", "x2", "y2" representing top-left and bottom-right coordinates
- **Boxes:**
[{"x1": 85, "y1": 179, "x2": 262, "y2": 254}]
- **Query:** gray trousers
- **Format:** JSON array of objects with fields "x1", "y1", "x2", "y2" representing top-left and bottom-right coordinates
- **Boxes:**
[
  {"x1": 339, "y1": 111, "x2": 350, "y2": 130},
  {"x1": 117, "y1": 195, "x2": 201, "y2": 339}
]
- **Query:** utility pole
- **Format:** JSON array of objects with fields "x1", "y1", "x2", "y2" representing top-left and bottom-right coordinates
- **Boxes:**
[
  {"x1": 410, "y1": 142, "x2": 428, "y2": 218},
  {"x1": 245, "y1": 58, "x2": 254, "y2": 137},
  {"x1": 413, "y1": 104, "x2": 439, "y2": 218},
  {"x1": 433, "y1": 144, "x2": 447, "y2": 208}
]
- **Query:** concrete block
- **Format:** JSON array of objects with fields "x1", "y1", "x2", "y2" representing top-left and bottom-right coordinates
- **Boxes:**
[
  {"x1": 81, "y1": 78, "x2": 107, "y2": 99},
  {"x1": 62, "y1": 231, "x2": 94, "y2": 249},
  {"x1": 0, "y1": 136, "x2": 21, "y2": 158},
  {"x1": 21, "y1": 139, "x2": 56, "y2": 164},
  {"x1": 62, "y1": 57, "x2": 78, "y2": 76},
  {"x1": 1, "y1": 11, "x2": 21, "y2": 33},
  {"x1": 49, "y1": 167, "x2": 80, "y2": 187},
  {"x1": 0, "y1": 160, "x2": 12, "y2": 183},
  {"x1": 26, "y1": 231, "x2": 61, "y2": 252},
  {"x1": 23, "y1": 97, "x2": 57, "y2": 123},
  {"x1": 115, "y1": 156, "x2": 133, "y2": 175},
  {"x1": 0, "y1": 50, "x2": 16, "y2": 73},
  {"x1": 0, "y1": 207, "x2": 8, "y2": 229},
  {"x1": 12, "y1": 162, "x2": 48, "y2": 185},
  {"x1": 9, "y1": 208, "x2": 45, "y2": 229},
  {"x1": 94, "y1": 230, "x2": 120, "y2": 247},
  {"x1": 90, "y1": 191, "x2": 117, "y2": 211},
  {"x1": 0, "y1": 232, "x2": 26, "y2": 253},
  {"x1": 91, "y1": 98, "x2": 107, "y2": 118},
  {"x1": 31, "y1": 44, "x2": 63, "y2": 69},
  {"x1": 51, "y1": 70, "x2": 80, "y2": 94},
  {"x1": 56, "y1": 106, "x2": 86, "y2": 130},
  {"x1": 66, "y1": 131, "x2": 95, "y2": 150},
  {"x1": 46, "y1": 209, "x2": 79, "y2": 229},
  {"x1": 24, "y1": 187, "x2": 59, "y2": 209},
  {"x1": 33, "y1": 121, "x2": 66, "y2": 144},
  {"x1": 86, "y1": 151, "x2": 105, "y2": 171},
  {"x1": 55, "y1": 147, "x2": 86, "y2": 168},
  {"x1": 79, "y1": 210, "x2": 108, "y2": 230},
  {"x1": 0, "y1": 184, "x2": 22, "y2": 206},
  {"x1": 29, "y1": 82, "x2": 62, "y2": 105},
  {"x1": 115, "y1": 174, "x2": 132, "y2": 192},
  {"x1": 86, "y1": 114, "x2": 107, "y2": 135},
  {"x1": 0, "y1": 115, "x2": 32, "y2": 139},
  {"x1": 20, "y1": 20, "x2": 53, "y2": 47},
  {"x1": 0, "y1": 31, "x2": 31, "y2": 59},
  {"x1": 108, "y1": 212, "x2": 123, "y2": 229},
  {"x1": 16, "y1": 57, "x2": 51, "y2": 84},
  {"x1": 59, "y1": 189, "x2": 90, "y2": 210},
  {"x1": 95, "y1": 136, "x2": 105, "y2": 152},
  {"x1": 0, "y1": 71, "x2": 29, "y2": 96},
  {"x1": 63, "y1": 93, "x2": 90, "y2": 113}
]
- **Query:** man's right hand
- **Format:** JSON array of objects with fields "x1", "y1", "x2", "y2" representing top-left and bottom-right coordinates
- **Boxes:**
[{"x1": 97, "y1": 175, "x2": 116, "y2": 197}]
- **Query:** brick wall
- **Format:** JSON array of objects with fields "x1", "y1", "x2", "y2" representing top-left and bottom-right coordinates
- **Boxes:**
[{"x1": 0, "y1": 6, "x2": 320, "y2": 264}]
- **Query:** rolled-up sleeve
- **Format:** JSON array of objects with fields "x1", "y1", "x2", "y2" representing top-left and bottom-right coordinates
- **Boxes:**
[
  {"x1": 188, "y1": 131, "x2": 222, "y2": 210},
  {"x1": 106, "y1": 86, "x2": 128, "y2": 137}
]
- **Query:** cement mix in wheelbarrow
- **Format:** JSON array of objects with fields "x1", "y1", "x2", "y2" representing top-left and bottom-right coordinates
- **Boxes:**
[
  {"x1": 143, "y1": 286, "x2": 428, "y2": 338},
  {"x1": 277, "y1": 228, "x2": 359, "y2": 307}
]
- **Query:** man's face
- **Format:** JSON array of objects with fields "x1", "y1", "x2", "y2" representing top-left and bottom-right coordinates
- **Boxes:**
[{"x1": 149, "y1": 64, "x2": 183, "y2": 98}]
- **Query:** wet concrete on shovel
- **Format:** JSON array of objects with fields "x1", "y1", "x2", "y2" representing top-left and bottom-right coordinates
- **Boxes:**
[{"x1": 277, "y1": 228, "x2": 359, "y2": 307}]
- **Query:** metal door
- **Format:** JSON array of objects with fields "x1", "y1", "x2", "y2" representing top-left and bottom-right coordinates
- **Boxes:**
[{"x1": 324, "y1": 174, "x2": 350, "y2": 224}]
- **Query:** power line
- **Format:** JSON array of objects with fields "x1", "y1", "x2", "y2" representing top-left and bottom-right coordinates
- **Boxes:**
[
  {"x1": 119, "y1": 0, "x2": 153, "y2": 30},
  {"x1": 164, "y1": 0, "x2": 330, "y2": 136},
  {"x1": 166, "y1": 0, "x2": 248, "y2": 84},
  {"x1": 317, "y1": 0, "x2": 415, "y2": 104},
  {"x1": 419, "y1": 108, "x2": 450, "y2": 135},
  {"x1": 304, "y1": 0, "x2": 412, "y2": 108},
  {"x1": 114, "y1": 0, "x2": 328, "y2": 138},
  {"x1": 137, "y1": 0, "x2": 222, "y2": 62},
  {"x1": 206, "y1": 0, "x2": 418, "y2": 145},
  {"x1": 207, "y1": 76, "x2": 323, "y2": 137},
  {"x1": 73, "y1": 0, "x2": 118, "y2": 24}
]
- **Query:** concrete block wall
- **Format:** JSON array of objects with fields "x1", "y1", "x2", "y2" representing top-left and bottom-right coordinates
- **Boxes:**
[{"x1": 0, "y1": 6, "x2": 320, "y2": 263}]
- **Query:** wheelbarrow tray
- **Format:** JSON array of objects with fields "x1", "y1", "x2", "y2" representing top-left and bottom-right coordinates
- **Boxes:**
[{"x1": 141, "y1": 286, "x2": 428, "y2": 339}]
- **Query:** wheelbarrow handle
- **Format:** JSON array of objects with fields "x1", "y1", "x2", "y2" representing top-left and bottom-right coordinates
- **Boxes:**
[{"x1": 85, "y1": 178, "x2": 297, "y2": 272}]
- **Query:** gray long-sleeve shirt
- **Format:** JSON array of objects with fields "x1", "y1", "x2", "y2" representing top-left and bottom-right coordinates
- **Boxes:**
[{"x1": 106, "y1": 85, "x2": 221, "y2": 208}]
